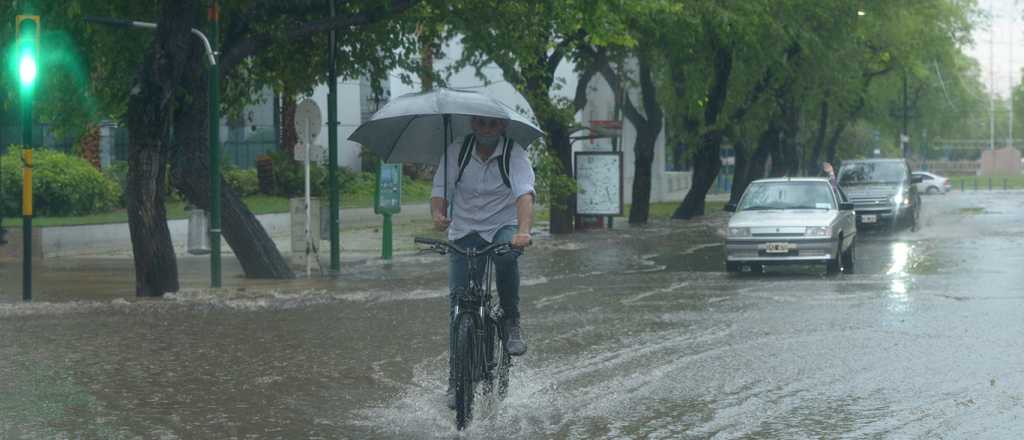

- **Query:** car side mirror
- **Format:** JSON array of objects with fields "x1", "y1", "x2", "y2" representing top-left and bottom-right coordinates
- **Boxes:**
[
  {"x1": 839, "y1": 202, "x2": 854, "y2": 211},
  {"x1": 911, "y1": 175, "x2": 923, "y2": 184},
  {"x1": 724, "y1": 203, "x2": 737, "y2": 212}
]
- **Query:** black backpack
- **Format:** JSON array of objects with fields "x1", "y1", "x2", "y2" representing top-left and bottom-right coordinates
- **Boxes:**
[{"x1": 455, "y1": 134, "x2": 515, "y2": 188}]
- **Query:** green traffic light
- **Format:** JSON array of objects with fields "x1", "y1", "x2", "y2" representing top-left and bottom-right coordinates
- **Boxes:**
[
  {"x1": 18, "y1": 47, "x2": 37, "y2": 88},
  {"x1": 14, "y1": 15, "x2": 39, "y2": 91}
]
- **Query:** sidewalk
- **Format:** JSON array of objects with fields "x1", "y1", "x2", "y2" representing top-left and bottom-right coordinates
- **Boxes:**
[{"x1": 1, "y1": 194, "x2": 729, "y2": 262}]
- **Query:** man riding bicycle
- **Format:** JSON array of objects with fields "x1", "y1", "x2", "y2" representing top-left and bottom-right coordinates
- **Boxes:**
[{"x1": 431, "y1": 115, "x2": 534, "y2": 408}]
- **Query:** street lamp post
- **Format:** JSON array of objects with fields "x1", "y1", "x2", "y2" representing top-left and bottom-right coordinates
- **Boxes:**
[{"x1": 208, "y1": 3, "x2": 222, "y2": 287}]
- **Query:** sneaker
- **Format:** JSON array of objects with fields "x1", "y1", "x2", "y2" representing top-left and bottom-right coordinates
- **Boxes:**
[
  {"x1": 503, "y1": 318, "x2": 527, "y2": 356},
  {"x1": 446, "y1": 385, "x2": 456, "y2": 410}
]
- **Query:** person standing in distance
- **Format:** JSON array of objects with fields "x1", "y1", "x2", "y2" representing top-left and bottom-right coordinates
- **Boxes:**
[{"x1": 431, "y1": 116, "x2": 534, "y2": 408}]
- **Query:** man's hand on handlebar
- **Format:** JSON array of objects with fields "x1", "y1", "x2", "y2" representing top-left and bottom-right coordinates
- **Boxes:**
[
  {"x1": 432, "y1": 212, "x2": 450, "y2": 231},
  {"x1": 511, "y1": 232, "x2": 532, "y2": 249}
]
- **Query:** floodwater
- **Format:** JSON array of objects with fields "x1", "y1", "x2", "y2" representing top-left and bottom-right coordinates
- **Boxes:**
[{"x1": 1, "y1": 191, "x2": 1023, "y2": 438}]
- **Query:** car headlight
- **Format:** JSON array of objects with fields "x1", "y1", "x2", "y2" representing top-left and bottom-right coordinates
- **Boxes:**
[
  {"x1": 805, "y1": 226, "x2": 832, "y2": 237},
  {"x1": 728, "y1": 227, "x2": 750, "y2": 237},
  {"x1": 892, "y1": 193, "x2": 910, "y2": 206}
]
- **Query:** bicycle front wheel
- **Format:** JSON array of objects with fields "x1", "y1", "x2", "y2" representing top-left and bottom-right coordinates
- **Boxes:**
[
  {"x1": 484, "y1": 318, "x2": 512, "y2": 398},
  {"x1": 453, "y1": 313, "x2": 477, "y2": 430}
]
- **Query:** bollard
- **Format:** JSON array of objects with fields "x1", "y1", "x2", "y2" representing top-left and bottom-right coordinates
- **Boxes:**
[
  {"x1": 960, "y1": 179, "x2": 965, "y2": 192},
  {"x1": 988, "y1": 176, "x2": 992, "y2": 191}
]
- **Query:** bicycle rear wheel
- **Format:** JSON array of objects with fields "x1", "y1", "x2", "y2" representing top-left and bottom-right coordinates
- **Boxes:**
[{"x1": 453, "y1": 313, "x2": 476, "y2": 430}]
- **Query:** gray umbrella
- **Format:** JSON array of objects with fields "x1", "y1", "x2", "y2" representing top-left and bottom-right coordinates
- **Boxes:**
[{"x1": 348, "y1": 87, "x2": 544, "y2": 165}]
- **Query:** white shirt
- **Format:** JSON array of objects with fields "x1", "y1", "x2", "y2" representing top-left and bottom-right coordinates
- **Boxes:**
[{"x1": 431, "y1": 136, "x2": 535, "y2": 242}]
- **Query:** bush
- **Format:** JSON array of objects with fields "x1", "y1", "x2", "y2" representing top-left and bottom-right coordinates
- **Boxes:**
[
  {"x1": 1, "y1": 146, "x2": 121, "y2": 216},
  {"x1": 223, "y1": 165, "x2": 259, "y2": 197},
  {"x1": 265, "y1": 150, "x2": 326, "y2": 197}
]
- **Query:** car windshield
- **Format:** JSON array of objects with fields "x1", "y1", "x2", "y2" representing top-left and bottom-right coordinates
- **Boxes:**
[
  {"x1": 737, "y1": 181, "x2": 836, "y2": 211},
  {"x1": 838, "y1": 162, "x2": 907, "y2": 185}
]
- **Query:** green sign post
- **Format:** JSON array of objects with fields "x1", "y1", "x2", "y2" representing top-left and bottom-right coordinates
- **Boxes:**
[{"x1": 374, "y1": 162, "x2": 402, "y2": 259}]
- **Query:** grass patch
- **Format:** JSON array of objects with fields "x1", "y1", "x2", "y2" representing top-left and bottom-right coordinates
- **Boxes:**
[
  {"x1": 947, "y1": 175, "x2": 1024, "y2": 190},
  {"x1": 535, "y1": 199, "x2": 727, "y2": 222},
  {"x1": 958, "y1": 207, "x2": 985, "y2": 215}
]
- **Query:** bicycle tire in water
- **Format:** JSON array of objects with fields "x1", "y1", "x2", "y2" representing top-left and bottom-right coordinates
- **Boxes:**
[
  {"x1": 453, "y1": 314, "x2": 476, "y2": 430},
  {"x1": 483, "y1": 318, "x2": 512, "y2": 398}
]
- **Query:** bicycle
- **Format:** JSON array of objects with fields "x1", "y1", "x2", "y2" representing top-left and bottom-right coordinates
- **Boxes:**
[{"x1": 415, "y1": 236, "x2": 518, "y2": 430}]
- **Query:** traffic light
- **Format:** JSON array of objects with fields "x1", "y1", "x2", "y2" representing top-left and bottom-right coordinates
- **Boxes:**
[{"x1": 14, "y1": 15, "x2": 40, "y2": 93}]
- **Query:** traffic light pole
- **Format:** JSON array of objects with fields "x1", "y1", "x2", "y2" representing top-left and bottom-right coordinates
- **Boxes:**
[
  {"x1": 15, "y1": 14, "x2": 39, "y2": 302},
  {"x1": 85, "y1": 15, "x2": 221, "y2": 288},
  {"x1": 21, "y1": 89, "x2": 32, "y2": 302}
]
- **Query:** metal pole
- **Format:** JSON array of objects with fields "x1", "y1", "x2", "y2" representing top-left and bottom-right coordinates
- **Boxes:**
[
  {"x1": 382, "y1": 213, "x2": 392, "y2": 260},
  {"x1": 990, "y1": 0, "x2": 996, "y2": 153},
  {"x1": 209, "y1": 3, "x2": 222, "y2": 287},
  {"x1": 305, "y1": 119, "x2": 312, "y2": 276},
  {"x1": 328, "y1": 0, "x2": 340, "y2": 271},
  {"x1": 21, "y1": 95, "x2": 32, "y2": 302},
  {"x1": 1009, "y1": 17, "x2": 1014, "y2": 152},
  {"x1": 902, "y1": 71, "x2": 909, "y2": 158}
]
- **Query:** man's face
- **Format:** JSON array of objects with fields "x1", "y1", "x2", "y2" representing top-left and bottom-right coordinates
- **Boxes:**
[{"x1": 471, "y1": 117, "x2": 506, "y2": 137}]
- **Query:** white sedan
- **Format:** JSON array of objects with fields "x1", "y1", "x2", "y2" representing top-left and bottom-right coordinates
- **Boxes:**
[
  {"x1": 724, "y1": 178, "x2": 857, "y2": 275},
  {"x1": 912, "y1": 171, "x2": 951, "y2": 194}
]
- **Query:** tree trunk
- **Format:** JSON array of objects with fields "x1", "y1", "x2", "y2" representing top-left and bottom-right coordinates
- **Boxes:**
[
  {"x1": 171, "y1": 43, "x2": 296, "y2": 279},
  {"x1": 626, "y1": 52, "x2": 664, "y2": 225},
  {"x1": 123, "y1": 0, "x2": 200, "y2": 296},
  {"x1": 629, "y1": 132, "x2": 656, "y2": 224},
  {"x1": 732, "y1": 126, "x2": 777, "y2": 204},
  {"x1": 672, "y1": 130, "x2": 723, "y2": 219},
  {"x1": 825, "y1": 121, "x2": 848, "y2": 165},
  {"x1": 779, "y1": 95, "x2": 801, "y2": 176},
  {"x1": 807, "y1": 96, "x2": 829, "y2": 175},
  {"x1": 546, "y1": 122, "x2": 575, "y2": 234},
  {"x1": 729, "y1": 140, "x2": 748, "y2": 204}
]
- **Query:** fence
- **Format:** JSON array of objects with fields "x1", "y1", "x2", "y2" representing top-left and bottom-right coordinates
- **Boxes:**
[{"x1": 0, "y1": 124, "x2": 75, "y2": 154}]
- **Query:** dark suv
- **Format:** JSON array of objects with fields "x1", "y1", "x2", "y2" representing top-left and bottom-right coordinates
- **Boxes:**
[{"x1": 837, "y1": 159, "x2": 922, "y2": 231}]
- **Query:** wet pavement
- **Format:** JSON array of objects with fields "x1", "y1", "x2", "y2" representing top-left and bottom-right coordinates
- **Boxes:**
[{"x1": 2, "y1": 191, "x2": 1023, "y2": 438}]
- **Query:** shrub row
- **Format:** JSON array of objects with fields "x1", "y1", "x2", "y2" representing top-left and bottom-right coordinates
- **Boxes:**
[
  {"x1": 0, "y1": 147, "x2": 432, "y2": 218},
  {"x1": 1, "y1": 146, "x2": 120, "y2": 217}
]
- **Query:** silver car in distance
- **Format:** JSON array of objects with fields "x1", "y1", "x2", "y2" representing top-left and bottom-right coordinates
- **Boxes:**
[{"x1": 724, "y1": 178, "x2": 857, "y2": 275}]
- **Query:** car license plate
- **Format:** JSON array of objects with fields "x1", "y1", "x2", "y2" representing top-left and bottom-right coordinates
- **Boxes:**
[
  {"x1": 765, "y1": 242, "x2": 791, "y2": 253},
  {"x1": 861, "y1": 214, "x2": 877, "y2": 224}
]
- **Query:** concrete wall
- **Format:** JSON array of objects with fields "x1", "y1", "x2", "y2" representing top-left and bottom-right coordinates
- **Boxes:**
[{"x1": 979, "y1": 147, "x2": 1022, "y2": 176}]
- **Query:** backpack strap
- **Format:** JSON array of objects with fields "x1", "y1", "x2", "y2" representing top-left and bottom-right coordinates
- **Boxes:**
[
  {"x1": 456, "y1": 135, "x2": 514, "y2": 189},
  {"x1": 455, "y1": 134, "x2": 475, "y2": 186},
  {"x1": 495, "y1": 138, "x2": 514, "y2": 189}
]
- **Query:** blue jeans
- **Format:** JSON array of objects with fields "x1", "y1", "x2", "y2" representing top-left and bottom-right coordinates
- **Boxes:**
[{"x1": 448, "y1": 225, "x2": 521, "y2": 382}]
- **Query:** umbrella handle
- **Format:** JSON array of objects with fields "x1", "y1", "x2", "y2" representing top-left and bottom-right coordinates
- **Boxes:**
[{"x1": 444, "y1": 114, "x2": 452, "y2": 219}]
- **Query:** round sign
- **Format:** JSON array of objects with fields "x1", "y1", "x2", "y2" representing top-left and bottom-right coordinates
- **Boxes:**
[{"x1": 295, "y1": 99, "x2": 323, "y2": 141}]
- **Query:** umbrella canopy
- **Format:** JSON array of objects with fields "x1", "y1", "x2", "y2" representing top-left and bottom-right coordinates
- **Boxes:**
[{"x1": 348, "y1": 88, "x2": 545, "y2": 165}]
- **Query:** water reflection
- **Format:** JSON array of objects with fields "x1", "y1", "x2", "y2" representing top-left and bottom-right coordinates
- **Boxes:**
[{"x1": 886, "y1": 242, "x2": 911, "y2": 313}]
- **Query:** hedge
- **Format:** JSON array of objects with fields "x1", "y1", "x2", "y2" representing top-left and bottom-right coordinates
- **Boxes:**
[{"x1": 1, "y1": 146, "x2": 120, "y2": 216}]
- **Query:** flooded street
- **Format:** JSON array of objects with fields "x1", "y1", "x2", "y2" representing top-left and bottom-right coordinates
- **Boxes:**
[{"x1": 2, "y1": 192, "x2": 1024, "y2": 439}]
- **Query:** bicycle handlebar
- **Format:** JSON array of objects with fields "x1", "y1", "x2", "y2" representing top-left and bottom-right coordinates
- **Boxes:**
[{"x1": 414, "y1": 237, "x2": 522, "y2": 257}]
